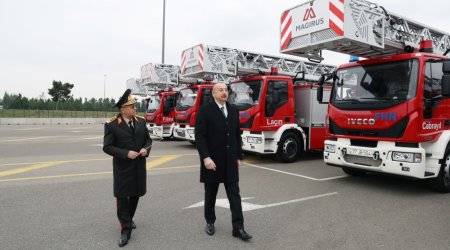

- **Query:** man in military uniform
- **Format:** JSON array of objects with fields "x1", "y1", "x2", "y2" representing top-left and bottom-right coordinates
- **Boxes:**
[{"x1": 103, "y1": 89, "x2": 152, "y2": 247}]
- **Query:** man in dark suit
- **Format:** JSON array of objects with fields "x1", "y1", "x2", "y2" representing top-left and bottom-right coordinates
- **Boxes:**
[
  {"x1": 103, "y1": 89, "x2": 152, "y2": 247},
  {"x1": 195, "y1": 83, "x2": 252, "y2": 241}
]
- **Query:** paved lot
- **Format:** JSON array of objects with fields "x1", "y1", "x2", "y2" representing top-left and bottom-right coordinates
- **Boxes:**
[{"x1": 1, "y1": 125, "x2": 449, "y2": 250}]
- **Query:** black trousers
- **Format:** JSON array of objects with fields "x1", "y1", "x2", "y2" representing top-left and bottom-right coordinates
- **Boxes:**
[
  {"x1": 116, "y1": 196, "x2": 139, "y2": 233},
  {"x1": 204, "y1": 182, "x2": 244, "y2": 230}
]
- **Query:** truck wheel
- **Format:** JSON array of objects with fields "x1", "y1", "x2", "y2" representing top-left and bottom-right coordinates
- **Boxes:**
[
  {"x1": 342, "y1": 167, "x2": 366, "y2": 176},
  {"x1": 275, "y1": 132, "x2": 302, "y2": 163},
  {"x1": 431, "y1": 147, "x2": 450, "y2": 193}
]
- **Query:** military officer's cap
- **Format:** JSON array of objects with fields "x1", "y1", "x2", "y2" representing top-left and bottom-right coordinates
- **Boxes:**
[{"x1": 114, "y1": 89, "x2": 136, "y2": 109}]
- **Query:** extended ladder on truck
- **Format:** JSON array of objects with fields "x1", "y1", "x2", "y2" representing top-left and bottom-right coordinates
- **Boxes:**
[
  {"x1": 126, "y1": 78, "x2": 148, "y2": 96},
  {"x1": 181, "y1": 44, "x2": 336, "y2": 81},
  {"x1": 181, "y1": 43, "x2": 336, "y2": 162},
  {"x1": 280, "y1": 0, "x2": 450, "y2": 61},
  {"x1": 139, "y1": 63, "x2": 186, "y2": 138}
]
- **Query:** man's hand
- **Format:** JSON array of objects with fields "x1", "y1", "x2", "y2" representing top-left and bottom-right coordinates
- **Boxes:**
[
  {"x1": 203, "y1": 157, "x2": 216, "y2": 171},
  {"x1": 237, "y1": 159, "x2": 241, "y2": 168},
  {"x1": 127, "y1": 150, "x2": 139, "y2": 159},
  {"x1": 139, "y1": 148, "x2": 148, "y2": 157}
]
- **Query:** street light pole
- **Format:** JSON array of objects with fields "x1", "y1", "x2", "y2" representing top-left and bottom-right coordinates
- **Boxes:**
[
  {"x1": 103, "y1": 74, "x2": 107, "y2": 99},
  {"x1": 162, "y1": 0, "x2": 166, "y2": 64}
]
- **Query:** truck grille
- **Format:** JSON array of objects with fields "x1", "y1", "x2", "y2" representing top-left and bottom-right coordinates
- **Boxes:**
[
  {"x1": 344, "y1": 155, "x2": 382, "y2": 167},
  {"x1": 329, "y1": 118, "x2": 408, "y2": 138}
]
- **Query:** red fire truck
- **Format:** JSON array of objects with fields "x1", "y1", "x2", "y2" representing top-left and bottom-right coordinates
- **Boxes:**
[
  {"x1": 139, "y1": 63, "x2": 182, "y2": 138},
  {"x1": 181, "y1": 44, "x2": 335, "y2": 162},
  {"x1": 172, "y1": 47, "x2": 234, "y2": 143},
  {"x1": 281, "y1": 0, "x2": 450, "y2": 191}
]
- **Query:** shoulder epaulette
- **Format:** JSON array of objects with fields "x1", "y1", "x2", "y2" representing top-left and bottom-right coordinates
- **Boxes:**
[
  {"x1": 107, "y1": 116, "x2": 117, "y2": 123},
  {"x1": 135, "y1": 115, "x2": 145, "y2": 120}
]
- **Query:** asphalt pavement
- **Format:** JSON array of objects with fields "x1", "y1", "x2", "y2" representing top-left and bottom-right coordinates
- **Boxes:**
[{"x1": 0, "y1": 125, "x2": 449, "y2": 250}]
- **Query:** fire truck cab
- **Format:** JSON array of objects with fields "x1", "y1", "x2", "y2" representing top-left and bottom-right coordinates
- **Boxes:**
[
  {"x1": 181, "y1": 44, "x2": 335, "y2": 161},
  {"x1": 281, "y1": 0, "x2": 450, "y2": 191}
]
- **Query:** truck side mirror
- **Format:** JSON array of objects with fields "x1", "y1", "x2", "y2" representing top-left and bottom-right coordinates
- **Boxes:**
[
  {"x1": 318, "y1": 76, "x2": 325, "y2": 85},
  {"x1": 443, "y1": 60, "x2": 450, "y2": 73},
  {"x1": 442, "y1": 61, "x2": 450, "y2": 97},
  {"x1": 442, "y1": 75, "x2": 450, "y2": 97},
  {"x1": 317, "y1": 85, "x2": 324, "y2": 102}
]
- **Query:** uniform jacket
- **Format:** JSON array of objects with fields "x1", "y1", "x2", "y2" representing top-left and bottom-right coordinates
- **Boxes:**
[
  {"x1": 103, "y1": 114, "x2": 152, "y2": 197},
  {"x1": 195, "y1": 101, "x2": 243, "y2": 183}
]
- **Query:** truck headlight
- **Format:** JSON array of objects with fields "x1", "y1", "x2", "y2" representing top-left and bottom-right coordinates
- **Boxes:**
[
  {"x1": 187, "y1": 129, "x2": 195, "y2": 134},
  {"x1": 392, "y1": 152, "x2": 422, "y2": 163},
  {"x1": 247, "y1": 137, "x2": 262, "y2": 144},
  {"x1": 324, "y1": 144, "x2": 335, "y2": 153}
]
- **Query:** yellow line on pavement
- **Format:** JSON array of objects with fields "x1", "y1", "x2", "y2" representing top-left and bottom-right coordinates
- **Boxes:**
[
  {"x1": 147, "y1": 155, "x2": 181, "y2": 170},
  {"x1": 153, "y1": 164, "x2": 198, "y2": 170},
  {"x1": 0, "y1": 171, "x2": 113, "y2": 182},
  {"x1": 0, "y1": 162, "x2": 63, "y2": 178},
  {"x1": 0, "y1": 154, "x2": 197, "y2": 168},
  {"x1": 0, "y1": 165, "x2": 199, "y2": 182},
  {"x1": 82, "y1": 136, "x2": 103, "y2": 140},
  {"x1": 0, "y1": 158, "x2": 108, "y2": 167},
  {"x1": 15, "y1": 128, "x2": 44, "y2": 131},
  {"x1": 0, "y1": 136, "x2": 55, "y2": 142}
]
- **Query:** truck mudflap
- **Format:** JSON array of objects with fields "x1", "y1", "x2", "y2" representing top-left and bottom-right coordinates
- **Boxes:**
[
  {"x1": 323, "y1": 138, "x2": 441, "y2": 179},
  {"x1": 173, "y1": 124, "x2": 195, "y2": 141}
]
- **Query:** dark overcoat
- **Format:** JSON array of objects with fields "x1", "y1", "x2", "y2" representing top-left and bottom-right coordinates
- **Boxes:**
[
  {"x1": 195, "y1": 101, "x2": 243, "y2": 183},
  {"x1": 103, "y1": 114, "x2": 152, "y2": 198}
]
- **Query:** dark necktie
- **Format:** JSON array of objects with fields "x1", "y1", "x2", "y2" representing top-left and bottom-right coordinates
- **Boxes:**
[
  {"x1": 128, "y1": 120, "x2": 134, "y2": 131},
  {"x1": 220, "y1": 107, "x2": 227, "y2": 118}
]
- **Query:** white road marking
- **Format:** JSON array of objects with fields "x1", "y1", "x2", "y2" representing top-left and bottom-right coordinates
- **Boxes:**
[
  {"x1": 185, "y1": 192, "x2": 338, "y2": 211},
  {"x1": 243, "y1": 162, "x2": 347, "y2": 181}
]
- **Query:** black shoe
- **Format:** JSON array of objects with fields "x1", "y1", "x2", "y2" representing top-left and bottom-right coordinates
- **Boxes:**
[
  {"x1": 232, "y1": 228, "x2": 252, "y2": 241},
  {"x1": 118, "y1": 232, "x2": 129, "y2": 247},
  {"x1": 131, "y1": 221, "x2": 136, "y2": 229},
  {"x1": 205, "y1": 223, "x2": 215, "y2": 236}
]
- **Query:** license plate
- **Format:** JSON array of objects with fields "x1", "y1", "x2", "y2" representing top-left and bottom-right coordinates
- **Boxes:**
[{"x1": 346, "y1": 148, "x2": 374, "y2": 157}]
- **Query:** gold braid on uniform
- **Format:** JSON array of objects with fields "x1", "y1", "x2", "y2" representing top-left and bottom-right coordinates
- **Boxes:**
[
  {"x1": 107, "y1": 113, "x2": 122, "y2": 124},
  {"x1": 134, "y1": 115, "x2": 145, "y2": 120},
  {"x1": 107, "y1": 116, "x2": 117, "y2": 123}
]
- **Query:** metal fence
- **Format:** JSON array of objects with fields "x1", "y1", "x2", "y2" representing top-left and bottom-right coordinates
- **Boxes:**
[{"x1": 0, "y1": 109, "x2": 145, "y2": 118}]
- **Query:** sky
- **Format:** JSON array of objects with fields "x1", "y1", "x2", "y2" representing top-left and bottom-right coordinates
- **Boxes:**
[{"x1": 1, "y1": 0, "x2": 449, "y2": 100}]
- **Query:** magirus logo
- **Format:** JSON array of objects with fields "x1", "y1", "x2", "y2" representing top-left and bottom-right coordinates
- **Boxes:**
[
  {"x1": 303, "y1": 7, "x2": 316, "y2": 21},
  {"x1": 296, "y1": 6, "x2": 324, "y2": 32}
]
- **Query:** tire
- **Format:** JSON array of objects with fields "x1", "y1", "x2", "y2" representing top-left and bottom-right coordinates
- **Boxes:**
[
  {"x1": 342, "y1": 167, "x2": 366, "y2": 176},
  {"x1": 275, "y1": 131, "x2": 303, "y2": 163},
  {"x1": 431, "y1": 147, "x2": 450, "y2": 193}
]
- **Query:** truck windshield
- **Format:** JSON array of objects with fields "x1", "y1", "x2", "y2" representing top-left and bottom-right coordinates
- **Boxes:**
[
  {"x1": 229, "y1": 80, "x2": 262, "y2": 111},
  {"x1": 331, "y1": 59, "x2": 419, "y2": 106},
  {"x1": 176, "y1": 88, "x2": 198, "y2": 110},
  {"x1": 146, "y1": 95, "x2": 161, "y2": 113}
]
